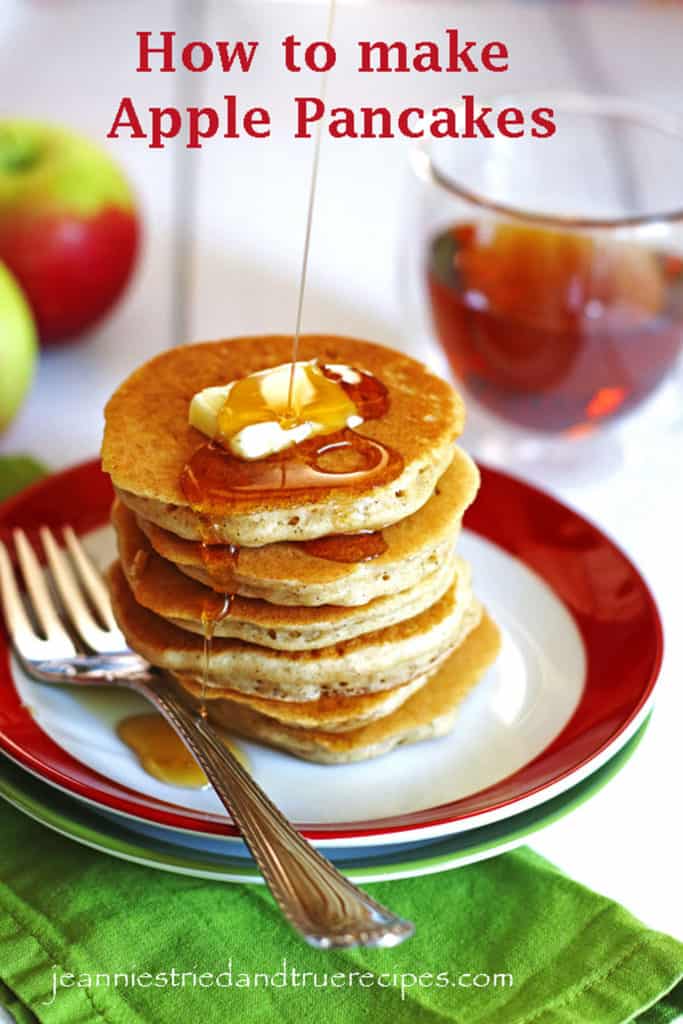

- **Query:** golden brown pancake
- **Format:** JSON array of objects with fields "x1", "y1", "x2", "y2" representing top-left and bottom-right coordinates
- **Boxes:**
[
  {"x1": 102, "y1": 336, "x2": 465, "y2": 545},
  {"x1": 175, "y1": 670, "x2": 436, "y2": 733},
  {"x1": 133, "y1": 445, "x2": 478, "y2": 606},
  {"x1": 102, "y1": 333, "x2": 500, "y2": 763},
  {"x1": 113, "y1": 499, "x2": 458, "y2": 650},
  {"x1": 108, "y1": 560, "x2": 479, "y2": 700},
  {"x1": 203, "y1": 610, "x2": 501, "y2": 763}
]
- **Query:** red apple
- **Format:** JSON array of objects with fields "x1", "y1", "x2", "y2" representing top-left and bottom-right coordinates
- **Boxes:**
[{"x1": 0, "y1": 120, "x2": 140, "y2": 345}]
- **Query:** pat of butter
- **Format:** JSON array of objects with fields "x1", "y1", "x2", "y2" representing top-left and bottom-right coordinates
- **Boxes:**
[
  {"x1": 230, "y1": 420, "x2": 314, "y2": 459},
  {"x1": 189, "y1": 361, "x2": 364, "y2": 460},
  {"x1": 189, "y1": 383, "x2": 234, "y2": 440}
]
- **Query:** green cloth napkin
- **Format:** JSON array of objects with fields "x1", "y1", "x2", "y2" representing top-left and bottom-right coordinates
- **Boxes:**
[
  {"x1": 0, "y1": 801, "x2": 681, "y2": 1024},
  {"x1": 1, "y1": 464, "x2": 681, "y2": 1023}
]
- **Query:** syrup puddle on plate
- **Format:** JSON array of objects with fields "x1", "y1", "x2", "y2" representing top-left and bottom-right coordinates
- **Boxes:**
[{"x1": 117, "y1": 712, "x2": 249, "y2": 789}]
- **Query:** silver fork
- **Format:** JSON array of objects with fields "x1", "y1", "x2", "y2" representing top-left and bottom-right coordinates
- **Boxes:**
[{"x1": 0, "y1": 526, "x2": 414, "y2": 949}]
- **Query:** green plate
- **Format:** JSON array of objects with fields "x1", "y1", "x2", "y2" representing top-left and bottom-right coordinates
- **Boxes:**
[{"x1": 0, "y1": 716, "x2": 650, "y2": 884}]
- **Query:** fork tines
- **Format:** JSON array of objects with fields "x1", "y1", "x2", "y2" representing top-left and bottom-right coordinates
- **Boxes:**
[{"x1": 0, "y1": 527, "x2": 126, "y2": 661}]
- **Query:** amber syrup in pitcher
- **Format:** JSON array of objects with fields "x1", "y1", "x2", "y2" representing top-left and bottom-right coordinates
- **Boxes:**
[{"x1": 427, "y1": 221, "x2": 683, "y2": 432}]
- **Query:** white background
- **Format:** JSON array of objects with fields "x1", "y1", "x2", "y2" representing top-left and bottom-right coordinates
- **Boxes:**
[{"x1": 1, "y1": 0, "x2": 682, "y2": 942}]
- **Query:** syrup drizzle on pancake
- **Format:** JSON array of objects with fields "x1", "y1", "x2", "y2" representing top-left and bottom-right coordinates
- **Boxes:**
[
  {"x1": 199, "y1": 539, "x2": 240, "y2": 590},
  {"x1": 180, "y1": 370, "x2": 401, "y2": 510},
  {"x1": 200, "y1": 593, "x2": 233, "y2": 716},
  {"x1": 182, "y1": 428, "x2": 401, "y2": 507},
  {"x1": 180, "y1": 368, "x2": 400, "y2": 712},
  {"x1": 196, "y1": 529, "x2": 236, "y2": 703},
  {"x1": 180, "y1": 374, "x2": 399, "y2": 723},
  {"x1": 301, "y1": 531, "x2": 387, "y2": 563}
]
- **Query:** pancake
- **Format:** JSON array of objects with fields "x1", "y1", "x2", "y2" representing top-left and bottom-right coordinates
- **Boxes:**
[
  {"x1": 108, "y1": 560, "x2": 479, "y2": 700},
  {"x1": 134, "y1": 445, "x2": 478, "y2": 606},
  {"x1": 175, "y1": 670, "x2": 436, "y2": 733},
  {"x1": 114, "y1": 499, "x2": 459, "y2": 650},
  {"x1": 102, "y1": 336, "x2": 465, "y2": 545},
  {"x1": 204, "y1": 610, "x2": 501, "y2": 763}
]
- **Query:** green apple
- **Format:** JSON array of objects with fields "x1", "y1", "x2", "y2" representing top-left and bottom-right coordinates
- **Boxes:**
[{"x1": 0, "y1": 260, "x2": 37, "y2": 432}]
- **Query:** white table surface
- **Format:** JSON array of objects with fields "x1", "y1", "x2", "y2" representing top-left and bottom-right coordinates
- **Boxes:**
[{"x1": 1, "y1": 0, "x2": 681, "y2": 945}]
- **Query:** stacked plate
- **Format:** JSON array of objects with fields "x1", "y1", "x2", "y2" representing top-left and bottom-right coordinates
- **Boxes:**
[{"x1": 0, "y1": 458, "x2": 663, "y2": 884}]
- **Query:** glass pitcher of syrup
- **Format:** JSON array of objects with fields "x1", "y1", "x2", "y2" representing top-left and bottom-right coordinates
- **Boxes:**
[{"x1": 400, "y1": 94, "x2": 683, "y2": 458}]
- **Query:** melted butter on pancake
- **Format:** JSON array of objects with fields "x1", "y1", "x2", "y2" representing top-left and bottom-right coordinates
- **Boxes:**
[
  {"x1": 180, "y1": 357, "x2": 403, "y2": 512},
  {"x1": 189, "y1": 361, "x2": 364, "y2": 460}
]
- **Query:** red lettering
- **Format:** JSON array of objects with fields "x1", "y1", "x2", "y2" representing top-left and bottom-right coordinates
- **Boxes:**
[
  {"x1": 482, "y1": 41, "x2": 509, "y2": 71},
  {"x1": 431, "y1": 107, "x2": 459, "y2": 138},
  {"x1": 446, "y1": 30, "x2": 479, "y2": 72},
  {"x1": 358, "y1": 33, "x2": 506, "y2": 74},
  {"x1": 215, "y1": 40, "x2": 259, "y2": 72},
  {"x1": 295, "y1": 97, "x2": 325, "y2": 137},
  {"x1": 531, "y1": 107, "x2": 556, "y2": 138},
  {"x1": 461, "y1": 95, "x2": 494, "y2": 138},
  {"x1": 107, "y1": 97, "x2": 146, "y2": 139},
  {"x1": 398, "y1": 108, "x2": 425, "y2": 138},
  {"x1": 305, "y1": 41, "x2": 336, "y2": 71},
  {"x1": 223, "y1": 95, "x2": 239, "y2": 138},
  {"x1": 136, "y1": 33, "x2": 257, "y2": 74},
  {"x1": 187, "y1": 107, "x2": 219, "y2": 148},
  {"x1": 150, "y1": 106, "x2": 182, "y2": 149},
  {"x1": 182, "y1": 41, "x2": 213, "y2": 72},
  {"x1": 497, "y1": 107, "x2": 525, "y2": 137},
  {"x1": 137, "y1": 31, "x2": 175, "y2": 72},
  {"x1": 137, "y1": 30, "x2": 176, "y2": 72},
  {"x1": 362, "y1": 107, "x2": 393, "y2": 138},
  {"x1": 282, "y1": 34, "x2": 301, "y2": 72},
  {"x1": 329, "y1": 107, "x2": 357, "y2": 139},
  {"x1": 413, "y1": 42, "x2": 441, "y2": 72},
  {"x1": 358, "y1": 41, "x2": 409, "y2": 73},
  {"x1": 244, "y1": 107, "x2": 271, "y2": 138},
  {"x1": 222, "y1": 96, "x2": 269, "y2": 138}
]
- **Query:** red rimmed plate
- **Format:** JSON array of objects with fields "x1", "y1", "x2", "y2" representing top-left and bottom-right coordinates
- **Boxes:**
[{"x1": 0, "y1": 459, "x2": 663, "y2": 847}]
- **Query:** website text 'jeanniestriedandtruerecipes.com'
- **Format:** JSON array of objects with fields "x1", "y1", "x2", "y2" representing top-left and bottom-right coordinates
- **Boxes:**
[{"x1": 43, "y1": 959, "x2": 514, "y2": 1005}]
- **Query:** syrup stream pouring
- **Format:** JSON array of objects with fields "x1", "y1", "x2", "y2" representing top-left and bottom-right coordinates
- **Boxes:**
[{"x1": 286, "y1": 0, "x2": 337, "y2": 415}]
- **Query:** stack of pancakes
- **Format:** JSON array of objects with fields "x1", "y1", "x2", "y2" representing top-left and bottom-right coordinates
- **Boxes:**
[{"x1": 102, "y1": 336, "x2": 500, "y2": 763}]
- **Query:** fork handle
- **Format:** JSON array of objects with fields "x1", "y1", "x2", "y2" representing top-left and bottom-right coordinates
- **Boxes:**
[{"x1": 129, "y1": 673, "x2": 414, "y2": 949}]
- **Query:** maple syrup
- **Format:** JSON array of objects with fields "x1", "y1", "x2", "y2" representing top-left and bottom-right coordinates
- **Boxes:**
[
  {"x1": 117, "y1": 712, "x2": 248, "y2": 788},
  {"x1": 217, "y1": 361, "x2": 358, "y2": 441},
  {"x1": 199, "y1": 593, "x2": 232, "y2": 715},
  {"x1": 175, "y1": 520, "x2": 235, "y2": 718},
  {"x1": 427, "y1": 221, "x2": 683, "y2": 432},
  {"x1": 181, "y1": 428, "x2": 401, "y2": 510},
  {"x1": 199, "y1": 540, "x2": 240, "y2": 589},
  {"x1": 301, "y1": 531, "x2": 387, "y2": 562},
  {"x1": 181, "y1": 366, "x2": 400, "y2": 510}
]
